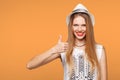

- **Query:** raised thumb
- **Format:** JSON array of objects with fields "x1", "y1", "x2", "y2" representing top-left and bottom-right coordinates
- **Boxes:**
[{"x1": 58, "y1": 35, "x2": 62, "y2": 43}]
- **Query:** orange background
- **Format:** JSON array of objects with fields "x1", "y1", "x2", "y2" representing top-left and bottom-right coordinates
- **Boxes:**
[{"x1": 0, "y1": 0, "x2": 120, "y2": 80}]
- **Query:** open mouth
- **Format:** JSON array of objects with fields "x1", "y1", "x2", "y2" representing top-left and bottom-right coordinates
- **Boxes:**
[{"x1": 76, "y1": 32, "x2": 84, "y2": 36}]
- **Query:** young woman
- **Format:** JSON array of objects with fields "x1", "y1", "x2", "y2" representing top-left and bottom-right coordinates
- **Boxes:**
[{"x1": 27, "y1": 4, "x2": 107, "y2": 80}]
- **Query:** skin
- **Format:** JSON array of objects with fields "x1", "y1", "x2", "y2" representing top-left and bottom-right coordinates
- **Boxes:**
[
  {"x1": 72, "y1": 16, "x2": 86, "y2": 41},
  {"x1": 72, "y1": 16, "x2": 86, "y2": 49},
  {"x1": 27, "y1": 15, "x2": 107, "y2": 80}
]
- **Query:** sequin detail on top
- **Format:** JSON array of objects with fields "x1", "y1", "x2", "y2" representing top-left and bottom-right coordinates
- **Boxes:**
[{"x1": 70, "y1": 48, "x2": 97, "y2": 80}]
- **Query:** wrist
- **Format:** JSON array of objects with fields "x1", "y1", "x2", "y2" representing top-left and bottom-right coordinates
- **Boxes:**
[{"x1": 48, "y1": 47, "x2": 57, "y2": 55}]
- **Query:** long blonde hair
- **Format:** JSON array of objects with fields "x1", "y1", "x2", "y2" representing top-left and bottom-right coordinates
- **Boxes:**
[{"x1": 66, "y1": 12, "x2": 100, "y2": 80}]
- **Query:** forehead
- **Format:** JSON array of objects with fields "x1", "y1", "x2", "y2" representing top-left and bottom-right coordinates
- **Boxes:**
[{"x1": 73, "y1": 16, "x2": 86, "y2": 24}]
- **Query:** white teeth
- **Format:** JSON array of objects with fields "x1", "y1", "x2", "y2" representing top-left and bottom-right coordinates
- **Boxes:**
[{"x1": 77, "y1": 32, "x2": 83, "y2": 34}]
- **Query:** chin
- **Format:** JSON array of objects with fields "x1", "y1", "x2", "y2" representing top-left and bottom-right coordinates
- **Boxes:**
[{"x1": 76, "y1": 36, "x2": 85, "y2": 40}]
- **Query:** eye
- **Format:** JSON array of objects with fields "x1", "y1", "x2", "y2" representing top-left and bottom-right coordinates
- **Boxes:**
[
  {"x1": 73, "y1": 24, "x2": 79, "y2": 27},
  {"x1": 81, "y1": 24, "x2": 86, "y2": 27}
]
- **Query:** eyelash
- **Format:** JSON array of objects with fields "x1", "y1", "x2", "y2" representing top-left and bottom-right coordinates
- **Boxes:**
[
  {"x1": 82, "y1": 25, "x2": 86, "y2": 27},
  {"x1": 73, "y1": 24, "x2": 78, "y2": 26},
  {"x1": 73, "y1": 25, "x2": 86, "y2": 27}
]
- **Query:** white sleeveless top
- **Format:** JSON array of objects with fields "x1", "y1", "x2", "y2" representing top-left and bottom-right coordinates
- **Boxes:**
[{"x1": 60, "y1": 44, "x2": 103, "y2": 80}]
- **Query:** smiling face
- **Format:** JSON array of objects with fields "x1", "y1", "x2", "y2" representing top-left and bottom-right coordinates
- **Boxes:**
[{"x1": 72, "y1": 16, "x2": 86, "y2": 40}]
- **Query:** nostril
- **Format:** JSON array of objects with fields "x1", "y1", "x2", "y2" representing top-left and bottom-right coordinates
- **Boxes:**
[{"x1": 78, "y1": 28, "x2": 82, "y2": 31}]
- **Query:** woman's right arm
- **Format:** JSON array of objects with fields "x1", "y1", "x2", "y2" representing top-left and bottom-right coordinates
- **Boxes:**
[{"x1": 26, "y1": 35, "x2": 68, "y2": 70}]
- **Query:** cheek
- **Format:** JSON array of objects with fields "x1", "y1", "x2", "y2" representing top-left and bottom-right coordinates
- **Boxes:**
[
  {"x1": 72, "y1": 26, "x2": 75, "y2": 32},
  {"x1": 72, "y1": 27, "x2": 77, "y2": 32},
  {"x1": 72, "y1": 28, "x2": 76, "y2": 35},
  {"x1": 83, "y1": 27, "x2": 87, "y2": 31}
]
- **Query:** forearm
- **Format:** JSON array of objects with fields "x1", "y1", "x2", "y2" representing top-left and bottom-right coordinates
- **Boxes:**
[{"x1": 26, "y1": 47, "x2": 58, "y2": 69}]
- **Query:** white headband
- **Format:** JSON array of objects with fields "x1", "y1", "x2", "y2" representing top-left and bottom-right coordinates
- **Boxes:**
[{"x1": 66, "y1": 4, "x2": 95, "y2": 26}]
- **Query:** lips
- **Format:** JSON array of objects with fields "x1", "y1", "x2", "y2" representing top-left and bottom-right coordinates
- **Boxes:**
[{"x1": 76, "y1": 32, "x2": 84, "y2": 36}]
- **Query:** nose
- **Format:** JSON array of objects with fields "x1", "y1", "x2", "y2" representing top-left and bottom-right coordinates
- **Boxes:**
[{"x1": 78, "y1": 26, "x2": 82, "y2": 31}]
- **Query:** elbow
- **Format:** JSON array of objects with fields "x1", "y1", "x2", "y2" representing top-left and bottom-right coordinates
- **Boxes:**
[
  {"x1": 26, "y1": 62, "x2": 41, "y2": 70},
  {"x1": 26, "y1": 63, "x2": 34, "y2": 70}
]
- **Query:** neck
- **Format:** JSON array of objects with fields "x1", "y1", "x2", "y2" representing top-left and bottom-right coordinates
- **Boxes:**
[{"x1": 75, "y1": 38, "x2": 86, "y2": 47}]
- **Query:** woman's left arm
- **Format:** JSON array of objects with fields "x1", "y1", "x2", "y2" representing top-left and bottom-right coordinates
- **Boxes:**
[{"x1": 100, "y1": 47, "x2": 108, "y2": 80}]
